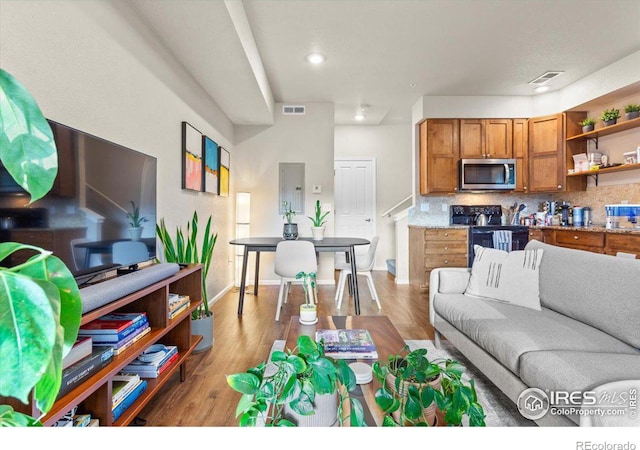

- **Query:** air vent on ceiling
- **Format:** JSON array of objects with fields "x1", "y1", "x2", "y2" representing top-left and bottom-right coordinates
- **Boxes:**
[
  {"x1": 529, "y1": 71, "x2": 564, "y2": 85},
  {"x1": 283, "y1": 105, "x2": 306, "y2": 115}
]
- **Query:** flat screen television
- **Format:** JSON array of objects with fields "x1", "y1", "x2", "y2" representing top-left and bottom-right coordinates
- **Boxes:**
[{"x1": 0, "y1": 119, "x2": 157, "y2": 284}]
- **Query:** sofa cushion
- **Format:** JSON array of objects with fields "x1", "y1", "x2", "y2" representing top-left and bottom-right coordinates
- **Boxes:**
[
  {"x1": 465, "y1": 245, "x2": 543, "y2": 311},
  {"x1": 525, "y1": 240, "x2": 640, "y2": 348},
  {"x1": 433, "y1": 293, "x2": 639, "y2": 375}
]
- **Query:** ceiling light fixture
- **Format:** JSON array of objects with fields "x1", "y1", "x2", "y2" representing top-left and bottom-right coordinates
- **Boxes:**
[
  {"x1": 306, "y1": 53, "x2": 325, "y2": 65},
  {"x1": 354, "y1": 113, "x2": 366, "y2": 121},
  {"x1": 354, "y1": 104, "x2": 369, "y2": 121},
  {"x1": 534, "y1": 85, "x2": 550, "y2": 93}
]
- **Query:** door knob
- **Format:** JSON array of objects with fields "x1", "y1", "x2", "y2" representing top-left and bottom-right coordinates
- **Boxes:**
[{"x1": 365, "y1": 218, "x2": 372, "y2": 222}]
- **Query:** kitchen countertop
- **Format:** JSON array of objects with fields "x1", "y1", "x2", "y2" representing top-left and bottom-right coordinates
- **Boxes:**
[
  {"x1": 408, "y1": 224, "x2": 469, "y2": 229},
  {"x1": 528, "y1": 225, "x2": 640, "y2": 235}
]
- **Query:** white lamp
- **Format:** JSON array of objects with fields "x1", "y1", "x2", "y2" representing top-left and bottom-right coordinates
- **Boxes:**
[{"x1": 235, "y1": 192, "x2": 251, "y2": 287}]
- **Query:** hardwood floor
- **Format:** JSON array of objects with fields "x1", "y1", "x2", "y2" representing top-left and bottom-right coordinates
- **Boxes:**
[{"x1": 139, "y1": 270, "x2": 434, "y2": 426}]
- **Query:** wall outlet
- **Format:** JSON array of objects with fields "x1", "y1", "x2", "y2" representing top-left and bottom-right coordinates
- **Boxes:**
[
  {"x1": 420, "y1": 203, "x2": 430, "y2": 212},
  {"x1": 312, "y1": 185, "x2": 322, "y2": 194},
  {"x1": 442, "y1": 203, "x2": 448, "y2": 212}
]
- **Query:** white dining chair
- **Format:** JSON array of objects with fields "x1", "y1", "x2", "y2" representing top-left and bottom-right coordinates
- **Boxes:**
[
  {"x1": 334, "y1": 236, "x2": 381, "y2": 310},
  {"x1": 274, "y1": 240, "x2": 318, "y2": 321}
]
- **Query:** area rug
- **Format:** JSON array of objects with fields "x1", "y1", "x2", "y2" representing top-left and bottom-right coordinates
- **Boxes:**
[{"x1": 269, "y1": 339, "x2": 535, "y2": 427}]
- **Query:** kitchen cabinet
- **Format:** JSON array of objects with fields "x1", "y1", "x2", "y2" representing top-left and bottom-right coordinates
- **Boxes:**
[
  {"x1": 460, "y1": 119, "x2": 513, "y2": 159},
  {"x1": 554, "y1": 229, "x2": 605, "y2": 253},
  {"x1": 513, "y1": 119, "x2": 529, "y2": 192},
  {"x1": 419, "y1": 119, "x2": 460, "y2": 194},
  {"x1": 409, "y1": 227, "x2": 468, "y2": 288},
  {"x1": 528, "y1": 228, "x2": 554, "y2": 244},
  {"x1": 604, "y1": 233, "x2": 640, "y2": 258}
]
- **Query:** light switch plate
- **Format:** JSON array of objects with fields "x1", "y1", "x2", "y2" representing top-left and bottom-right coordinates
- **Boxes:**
[
  {"x1": 442, "y1": 203, "x2": 448, "y2": 212},
  {"x1": 420, "y1": 203, "x2": 429, "y2": 212},
  {"x1": 312, "y1": 185, "x2": 322, "y2": 194}
]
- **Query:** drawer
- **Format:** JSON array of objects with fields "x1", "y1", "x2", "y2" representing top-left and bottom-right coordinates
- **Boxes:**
[
  {"x1": 605, "y1": 233, "x2": 640, "y2": 254},
  {"x1": 528, "y1": 230, "x2": 544, "y2": 240},
  {"x1": 425, "y1": 241, "x2": 467, "y2": 254},
  {"x1": 424, "y1": 228, "x2": 467, "y2": 241},
  {"x1": 425, "y1": 254, "x2": 468, "y2": 269},
  {"x1": 555, "y1": 230, "x2": 604, "y2": 248}
]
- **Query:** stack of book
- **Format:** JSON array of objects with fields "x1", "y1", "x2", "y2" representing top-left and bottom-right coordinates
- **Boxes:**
[
  {"x1": 112, "y1": 374, "x2": 148, "y2": 422},
  {"x1": 78, "y1": 312, "x2": 151, "y2": 356},
  {"x1": 121, "y1": 345, "x2": 179, "y2": 378},
  {"x1": 62, "y1": 336, "x2": 93, "y2": 369},
  {"x1": 168, "y1": 293, "x2": 190, "y2": 319},
  {"x1": 57, "y1": 346, "x2": 115, "y2": 399},
  {"x1": 315, "y1": 329, "x2": 378, "y2": 360}
]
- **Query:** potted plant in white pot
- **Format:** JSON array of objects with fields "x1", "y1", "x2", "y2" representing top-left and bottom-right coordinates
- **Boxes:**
[
  {"x1": 296, "y1": 271, "x2": 317, "y2": 325},
  {"x1": 0, "y1": 69, "x2": 82, "y2": 426},
  {"x1": 156, "y1": 211, "x2": 217, "y2": 353},
  {"x1": 624, "y1": 103, "x2": 640, "y2": 120},
  {"x1": 282, "y1": 200, "x2": 298, "y2": 240},
  {"x1": 308, "y1": 200, "x2": 330, "y2": 241},
  {"x1": 126, "y1": 200, "x2": 147, "y2": 241}
]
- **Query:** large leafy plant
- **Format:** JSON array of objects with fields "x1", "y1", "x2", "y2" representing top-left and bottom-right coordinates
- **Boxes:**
[
  {"x1": 226, "y1": 335, "x2": 365, "y2": 426},
  {"x1": 156, "y1": 211, "x2": 216, "y2": 318},
  {"x1": 0, "y1": 69, "x2": 82, "y2": 426}
]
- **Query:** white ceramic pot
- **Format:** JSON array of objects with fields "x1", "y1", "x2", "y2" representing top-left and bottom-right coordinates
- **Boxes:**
[
  {"x1": 283, "y1": 391, "x2": 338, "y2": 427},
  {"x1": 129, "y1": 227, "x2": 143, "y2": 241},
  {"x1": 311, "y1": 226, "x2": 325, "y2": 241},
  {"x1": 299, "y1": 304, "x2": 317, "y2": 324},
  {"x1": 191, "y1": 312, "x2": 214, "y2": 353}
]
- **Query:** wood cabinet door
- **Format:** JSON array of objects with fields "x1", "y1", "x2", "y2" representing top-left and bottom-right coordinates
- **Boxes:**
[
  {"x1": 485, "y1": 119, "x2": 513, "y2": 158},
  {"x1": 420, "y1": 119, "x2": 459, "y2": 194},
  {"x1": 513, "y1": 119, "x2": 528, "y2": 192},
  {"x1": 528, "y1": 113, "x2": 565, "y2": 193},
  {"x1": 459, "y1": 119, "x2": 484, "y2": 158}
]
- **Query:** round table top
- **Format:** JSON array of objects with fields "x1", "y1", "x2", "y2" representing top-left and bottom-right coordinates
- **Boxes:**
[{"x1": 229, "y1": 237, "x2": 370, "y2": 247}]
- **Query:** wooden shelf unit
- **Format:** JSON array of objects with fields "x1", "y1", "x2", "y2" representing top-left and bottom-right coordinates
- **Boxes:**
[
  {"x1": 566, "y1": 116, "x2": 640, "y2": 143},
  {"x1": 3, "y1": 264, "x2": 203, "y2": 427}
]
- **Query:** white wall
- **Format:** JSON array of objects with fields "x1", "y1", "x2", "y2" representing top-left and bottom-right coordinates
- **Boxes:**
[
  {"x1": 0, "y1": 0, "x2": 236, "y2": 301},
  {"x1": 234, "y1": 103, "x2": 336, "y2": 284},
  {"x1": 334, "y1": 125, "x2": 412, "y2": 271}
]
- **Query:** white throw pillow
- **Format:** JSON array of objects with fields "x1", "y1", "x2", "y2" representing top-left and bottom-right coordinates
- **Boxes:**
[{"x1": 464, "y1": 245, "x2": 544, "y2": 311}]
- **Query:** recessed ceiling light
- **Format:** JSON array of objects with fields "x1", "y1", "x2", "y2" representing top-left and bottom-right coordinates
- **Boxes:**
[
  {"x1": 534, "y1": 85, "x2": 550, "y2": 93},
  {"x1": 306, "y1": 53, "x2": 325, "y2": 64},
  {"x1": 409, "y1": 82, "x2": 416, "y2": 88},
  {"x1": 354, "y1": 113, "x2": 366, "y2": 121}
]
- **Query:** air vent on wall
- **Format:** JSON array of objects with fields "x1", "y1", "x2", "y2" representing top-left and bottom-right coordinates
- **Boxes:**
[
  {"x1": 283, "y1": 105, "x2": 306, "y2": 115},
  {"x1": 528, "y1": 71, "x2": 564, "y2": 85}
]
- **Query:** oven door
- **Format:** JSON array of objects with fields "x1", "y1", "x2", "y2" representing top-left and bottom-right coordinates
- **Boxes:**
[{"x1": 468, "y1": 226, "x2": 529, "y2": 265}]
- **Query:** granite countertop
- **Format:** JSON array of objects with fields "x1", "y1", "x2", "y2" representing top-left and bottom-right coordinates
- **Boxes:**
[
  {"x1": 408, "y1": 224, "x2": 469, "y2": 229},
  {"x1": 529, "y1": 225, "x2": 640, "y2": 235}
]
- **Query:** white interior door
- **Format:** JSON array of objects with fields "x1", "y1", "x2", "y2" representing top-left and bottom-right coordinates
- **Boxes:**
[{"x1": 334, "y1": 158, "x2": 376, "y2": 261}]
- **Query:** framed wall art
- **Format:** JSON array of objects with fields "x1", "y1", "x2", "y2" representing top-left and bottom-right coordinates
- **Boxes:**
[
  {"x1": 182, "y1": 121, "x2": 203, "y2": 192},
  {"x1": 203, "y1": 135, "x2": 219, "y2": 195},
  {"x1": 219, "y1": 146, "x2": 230, "y2": 197}
]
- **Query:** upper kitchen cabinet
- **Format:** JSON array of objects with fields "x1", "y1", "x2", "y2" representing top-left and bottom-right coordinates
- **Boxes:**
[
  {"x1": 419, "y1": 119, "x2": 460, "y2": 194},
  {"x1": 513, "y1": 118, "x2": 528, "y2": 192},
  {"x1": 527, "y1": 113, "x2": 586, "y2": 193},
  {"x1": 460, "y1": 119, "x2": 513, "y2": 159}
]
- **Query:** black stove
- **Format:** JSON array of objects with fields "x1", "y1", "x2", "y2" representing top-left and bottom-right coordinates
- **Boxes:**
[{"x1": 450, "y1": 205, "x2": 529, "y2": 265}]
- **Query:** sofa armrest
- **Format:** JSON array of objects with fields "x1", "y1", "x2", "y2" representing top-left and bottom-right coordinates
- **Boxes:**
[{"x1": 429, "y1": 268, "x2": 471, "y2": 327}]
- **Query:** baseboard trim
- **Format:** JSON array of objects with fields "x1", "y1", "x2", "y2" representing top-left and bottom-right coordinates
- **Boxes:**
[
  {"x1": 394, "y1": 278, "x2": 409, "y2": 285},
  {"x1": 210, "y1": 282, "x2": 234, "y2": 306}
]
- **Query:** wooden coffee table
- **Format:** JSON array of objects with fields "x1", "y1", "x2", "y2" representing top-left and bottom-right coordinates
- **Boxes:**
[{"x1": 285, "y1": 315, "x2": 408, "y2": 426}]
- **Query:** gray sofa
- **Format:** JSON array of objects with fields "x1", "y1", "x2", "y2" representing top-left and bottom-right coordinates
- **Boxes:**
[{"x1": 429, "y1": 239, "x2": 640, "y2": 426}]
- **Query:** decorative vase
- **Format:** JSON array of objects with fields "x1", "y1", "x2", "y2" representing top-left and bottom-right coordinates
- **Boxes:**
[
  {"x1": 603, "y1": 119, "x2": 617, "y2": 127},
  {"x1": 283, "y1": 223, "x2": 298, "y2": 240},
  {"x1": 626, "y1": 111, "x2": 640, "y2": 120},
  {"x1": 191, "y1": 312, "x2": 214, "y2": 353},
  {"x1": 582, "y1": 125, "x2": 594, "y2": 133},
  {"x1": 283, "y1": 391, "x2": 338, "y2": 426},
  {"x1": 386, "y1": 372, "x2": 442, "y2": 426},
  {"x1": 311, "y1": 226, "x2": 325, "y2": 241},
  {"x1": 299, "y1": 303, "x2": 317, "y2": 324},
  {"x1": 129, "y1": 226, "x2": 143, "y2": 241}
]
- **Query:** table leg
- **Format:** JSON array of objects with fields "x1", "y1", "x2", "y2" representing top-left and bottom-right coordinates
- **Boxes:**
[
  {"x1": 345, "y1": 251, "x2": 353, "y2": 296},
  {"x1": 254, "y1": 251, "x2": 260, "y2": 295},
  {"x1": 238, "y1": 247, "x2": 249, "y2": 315},
  {"x1": 349, "y1": 246, "x2": 360, "y2": 315}
]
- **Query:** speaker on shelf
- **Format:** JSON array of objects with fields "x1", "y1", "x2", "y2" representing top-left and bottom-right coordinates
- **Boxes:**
[{"x1": 80, "y1": 263, "x2": 180, "y2": 314}]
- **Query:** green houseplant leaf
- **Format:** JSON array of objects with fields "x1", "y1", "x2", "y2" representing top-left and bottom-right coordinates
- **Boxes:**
[{"x1": 0, "y1": 69, "x2": 58, "y2": 203}]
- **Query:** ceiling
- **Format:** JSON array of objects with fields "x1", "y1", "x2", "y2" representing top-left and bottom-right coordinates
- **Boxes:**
[{"x1": 128, "y1": 0, "x2": 640, "y2": 126}]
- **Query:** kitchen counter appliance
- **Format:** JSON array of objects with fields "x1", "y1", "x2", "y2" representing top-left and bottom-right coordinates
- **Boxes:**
[{"x1": 450, "y1": 205, "x2": 529, "y2": 265}]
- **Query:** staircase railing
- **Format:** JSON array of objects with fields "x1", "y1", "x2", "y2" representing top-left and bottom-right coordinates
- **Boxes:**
[{"x1": 381, "y1": 194, "x2": 412, "y2": 217}]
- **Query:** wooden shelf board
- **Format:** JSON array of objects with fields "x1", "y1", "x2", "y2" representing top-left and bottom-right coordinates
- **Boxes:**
[
  {"x1": 566, "y1": 117, "x2": 640, "y2": 141},
  {"x1": 567, "y1": 163, "x2": 640, "y2": 177}
]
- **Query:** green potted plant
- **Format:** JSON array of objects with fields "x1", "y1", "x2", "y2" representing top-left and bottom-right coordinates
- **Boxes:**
[
  {"x1": 0, "y1": 69, "x2": 82, "y2": 426},
  {"x1": 372, "y1": 345, "x2": 486, "y2": 426},
  {"x1": 296, "y1": 271, "x2": 317, "y2": 324},
  {"x1": 156, "y1": 211, "x2": 217, "y2": 352},
  {"x1": 579, "y1": 118, "x2": 596, "y2": 133},
  {"x1": 624, "y1": 103, "x2": 640, "y2": 120},
  {"x1": 226, "y1": 335, "x2": 365, "y2": 426},
  {"x1": 600, "y1": 108, "x2": 620, "y2": 127},
  {"x1": 126, "y1": 200, "x2": 148, "y2": 241},
  {"x1": 307, "y1": 200, "x2": 330, "y2": 241},
  {"x1": 282, "y1": 200, "x2": 298, "y2": 240}
]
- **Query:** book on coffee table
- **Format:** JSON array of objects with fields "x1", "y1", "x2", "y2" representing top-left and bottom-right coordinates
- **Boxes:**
[{"x1": 315, "y1": 329, "x2": 378, "y2": 359}]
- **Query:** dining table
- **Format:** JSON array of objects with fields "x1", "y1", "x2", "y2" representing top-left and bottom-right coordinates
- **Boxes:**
[{"x1": 229, "y1": 237, "x2": 371, "y2": 316}]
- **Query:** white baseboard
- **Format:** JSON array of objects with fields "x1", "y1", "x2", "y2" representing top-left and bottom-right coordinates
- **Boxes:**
[
  {"x1": 394, "y1": 278, "x2": 409, "y2": 285},
  {"x1": 209, "y1": 282, "x2": 234, "y2": 306}
]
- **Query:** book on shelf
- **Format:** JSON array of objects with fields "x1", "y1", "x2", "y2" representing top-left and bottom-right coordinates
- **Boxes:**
[
  {"x1": 111, "y1": 374, "x2": 141, "y2": 408},
  {"x1": 168, "y1": 301, "x2": 190, "y2": 319},
  {"x1": 62, "y1": 336, "x2": 93, "y2": 369},
  {"x1": 89, "y1": 419, "x2": 100, "y2": 427},
  {"x1": 79, "y1": 315, "x2": 149, "y2": 343},
  {"x1": 104, "y1": 325, "x2": 151, "y2": 356},
  {"x1": 78, "y1": 312, "x2": 147, "y2": 333},
  {"x1": 169, "y1": 293, "x2": 190, "y2": 312},
  {"x1": 315, "y1": 329, "x2": 377, "y2": 351},
  {"x1": 121, "y1": 345, "x2": 178, "y2": 378},
  {"x1": 73, "y1": 413, "x2": 92, "y2": 427},
  {"x1": 57, "y1": 346, "x2": 114, "y2": 399},
  {"x1": 112, "y1": 379, "x2": 147, "y2": 422}
]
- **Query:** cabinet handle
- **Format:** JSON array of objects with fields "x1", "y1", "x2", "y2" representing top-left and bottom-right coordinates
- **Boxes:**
[
  {"x1": 444, "y1": 246, "x2": 448, "y2": 250},
  {"x1": 444, "y1": 233, "x2": 449, "y2": 237},
  {"x1": 574, "y1": 235, "x2": 579, "y2": 240},
  {"x1": 454, "y1": 187, "x2": 458, "y2": 191},
  {"x1": 524, "y1": 186, "x2": 528, "y2": 191},
  {"x1": 444, "y1": 260, "x2": 449, "y2": 264},
  {"x1": 557, "y1": 185, "x2": 562, "y2": 189}
]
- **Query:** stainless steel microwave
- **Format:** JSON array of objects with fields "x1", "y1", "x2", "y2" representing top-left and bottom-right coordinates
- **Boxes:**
[{"x1": 459, "y1": 158, "x2": 516, "y2": 191}]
